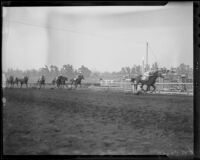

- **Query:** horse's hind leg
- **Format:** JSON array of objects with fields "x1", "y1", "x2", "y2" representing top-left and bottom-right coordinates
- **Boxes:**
[
  {"x1": 151, "y1": 84, "x2": 156, "y2": 93},
  {"x1": 146, "y1": 85, "x2": 150, "y2": 92},
  {"x1": 141, "y1": 84, "x2": 144, "y2": 91}
]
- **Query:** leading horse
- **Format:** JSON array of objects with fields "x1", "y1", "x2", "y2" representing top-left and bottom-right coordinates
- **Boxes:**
[{"x1": 131, "y1": 70, "x2": 164, "y2": 93}]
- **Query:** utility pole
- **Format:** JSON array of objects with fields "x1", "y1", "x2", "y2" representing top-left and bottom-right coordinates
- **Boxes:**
[
  {"x1": 142, "y1": 57, "x2": 145, "y2": 74},
  {"x1": 146, "y1": 41, "x2": 148, "y2": 71}
]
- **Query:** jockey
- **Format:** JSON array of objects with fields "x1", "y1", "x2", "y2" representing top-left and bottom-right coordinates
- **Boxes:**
[
  {"x1": 141, "y1": 70, "x2": 154, "y2": 81},
  {"x1": 141, "y1": 71, "x2": 150, "y2": 81},
  {"x1": 74, "y1": 75, "x2": 79, "y2": 81}
]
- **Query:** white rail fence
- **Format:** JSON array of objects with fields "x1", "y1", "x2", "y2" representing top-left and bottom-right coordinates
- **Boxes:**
[{"x1": 98, "y1": 81, "x2": 193, "y2": 95}]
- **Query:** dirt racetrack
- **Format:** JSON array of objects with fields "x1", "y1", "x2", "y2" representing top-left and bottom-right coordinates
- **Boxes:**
[{"x1": 3, "y1": 88, "x2": 193, "y2": 155}]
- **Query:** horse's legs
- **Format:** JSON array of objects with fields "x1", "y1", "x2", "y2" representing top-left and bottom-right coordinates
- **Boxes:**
[
  {"x1": 71, "y1": 81, "x2": 73, "y2": 89},
  {"x1": 151, "y1": 84, "x2": 156, "y2": 93},
  {"x1": 135, "y1": 83, "x2": 138, "y2": 91},
  {"x1": 146, "y1": 85, "x2": 150, "y2": 92},
  {"x1": 140, "y1": 84, "x2": 144, "y2": 91}
]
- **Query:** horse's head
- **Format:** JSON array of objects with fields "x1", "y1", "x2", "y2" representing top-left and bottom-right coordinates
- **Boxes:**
[
  {"x1": 154, "y1": 70, "x2": 164, "y2": 78},
  {"x1": 130, "y1": 78, "x2": 135, "y2": 83}
]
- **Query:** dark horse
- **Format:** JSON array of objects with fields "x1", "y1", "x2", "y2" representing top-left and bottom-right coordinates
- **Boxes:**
[
  {"x1": 6, "y1": 76, "x2": 14, "y2": 88},
  {"x1": 52, "y1": 78, "x2": 57, "y2": 86},
  {"x1": 71, "y1": 75, "x2": 84, "y2": 88},
  {"x1": 56, "y1": 75, "x2": 68, "y2": 88},
  {"x1": 18, "y1": 76, "x2": 29, "y2": 88},
  {"x1": 37, "y1": 75, "x2": 45, "y2": 89},
  {"x1": 131, "y1": 70, "x2": 164, "y2": 92},
  {"x1": 13, "y1": 77, "x2": 19, "y2": 87}
]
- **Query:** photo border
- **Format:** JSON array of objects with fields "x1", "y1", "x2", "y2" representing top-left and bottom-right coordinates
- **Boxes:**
[{"x1": 1, "y1": 1, "x2": 199, "y2": 160}]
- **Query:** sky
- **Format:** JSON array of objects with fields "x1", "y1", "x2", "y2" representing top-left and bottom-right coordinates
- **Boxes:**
[{"x1": 2, "y1": 2, "x2": 193, "y2": 72}]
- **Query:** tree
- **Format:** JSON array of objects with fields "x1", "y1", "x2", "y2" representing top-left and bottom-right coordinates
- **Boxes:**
[
  {"x1": 135, "y1": 65, "x2": 142, "y2": 75},
  {"x1": 151, "y1": 62, "x2": 158, "y2": 70},
  {"x1": 39, "y1": 66, "x2": 49, "y2": 76},
  {"x1": 125, "y1": 67, "x2": 131, "y2": 78},
  {"x1": 131, "y1": 65, "x2": 137, "y2": 75},
  {"x1": 50, "y1": 65, "x2": 59, "y2": 73},
  {"x1": 61, "y1": 64, "x2": 75, "y2": 78},
  {"x1": 91, "y1": 71, "x2": 100, "y2": 78},
  {"x1": 176, "y1": 63, "x2": 189, "y2": 78},
  {"x1": 145, "y1": 64, "x2": 150, "y2": 71},
  {"x1": 50, "y1": 65, "x2": 59, "y2": 77},
  {"x1": 120, "y1": 67, "x2": 127, "y2": 75},
  {"x1": 78, "y1": 65, "x2": 91, "y2": 78}
]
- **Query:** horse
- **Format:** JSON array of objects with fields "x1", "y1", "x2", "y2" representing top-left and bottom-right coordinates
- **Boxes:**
[
  {"x1": 13, "y1": 77, "x2": 19, "y2": 88},
  {"x1": 37, "y1": 75, "x2": 45, "y2": 89},
  {"x1": 52, "y1": 77, "x2": 57, "y2": 86},
  {"x1": 71, "y1": 75, "x2": 84, "y2": 88},
  {"x1": 131, "y1": 70, "x2": 164, "y2": 93},
  {"x1": 6, "y1": 76, "x2": 14, "y2": 88},
  {"x1": 56, "y1": 75, "x2": 68, "y2": 88},
  {"x1": 18, "y1": 76, "x2": 29, "y2": 88}
]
